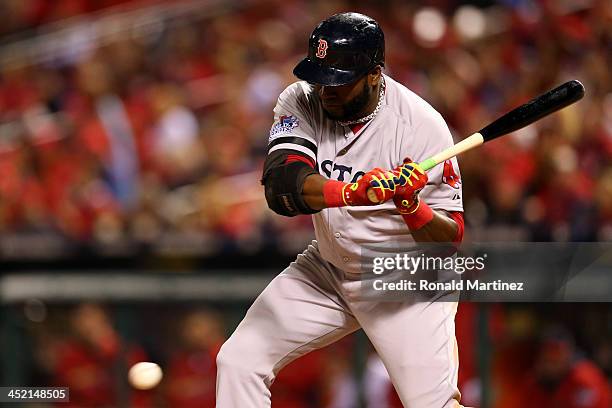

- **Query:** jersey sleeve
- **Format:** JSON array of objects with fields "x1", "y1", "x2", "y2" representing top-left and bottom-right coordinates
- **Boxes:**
[
  {"x1": 268, "y1": 82, "x2": 318, "y2": 164},
  {"x1": 405, "y1": 109, "x2": 463, "y2": 212}
]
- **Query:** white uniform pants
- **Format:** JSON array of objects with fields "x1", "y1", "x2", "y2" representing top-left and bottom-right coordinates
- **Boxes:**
[{"x1": 216, "y1": 242, "x2": 462, "y2": 408}]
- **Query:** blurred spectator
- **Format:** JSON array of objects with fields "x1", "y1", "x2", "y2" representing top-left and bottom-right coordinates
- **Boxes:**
[
  {"x1": 149, "y1": 82, "x2": 204, "y2": 185},
  {"x1": 517, "y1": 326, "x2": 610, "y2": 408},
  {"x1": 51, "y1": 303, "x2": 152, "y2": 407},
  {"x1": 270, "y1": 350, "x2": 328, "y2": 408},
  {"x1": 363, "y1": 352, "x2": 395, "y2": 408},
  {"x1": 271, "y1": 338, "x2": 358, "y2": 408},
  {"x1": 163, "y1": 309, "x2": 224, "y2": 408}
]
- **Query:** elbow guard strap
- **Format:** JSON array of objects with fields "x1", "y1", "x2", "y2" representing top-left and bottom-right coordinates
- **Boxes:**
[{"x1": 262, "y1": 158, "x2": 319, "y2": 217}]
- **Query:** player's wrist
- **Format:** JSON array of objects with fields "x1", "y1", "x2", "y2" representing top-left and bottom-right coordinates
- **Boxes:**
[
  {"x1": 394, "y1": 194, "x2": 419, "y2": 214},
  {"x1": 398, "y1": 199, "x2": 434, "y2": 230},
  {"x1": 322, "y1": 180, "x2": 347, "y2": 208}
]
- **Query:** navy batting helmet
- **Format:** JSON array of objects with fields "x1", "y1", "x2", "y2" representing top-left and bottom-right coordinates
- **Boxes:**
[{"x1": 293, "y1": 12, "x2": 385, "y2": 86}]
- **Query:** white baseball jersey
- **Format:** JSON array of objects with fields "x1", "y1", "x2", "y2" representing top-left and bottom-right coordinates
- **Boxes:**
[{"x1": 268, "y1": 74, "x2": 463, "y2": 273}]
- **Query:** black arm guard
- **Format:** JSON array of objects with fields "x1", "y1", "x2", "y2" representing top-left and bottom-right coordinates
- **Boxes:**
[{"x1": 261, "y1": 150, "x2": 319, "y2": 217}]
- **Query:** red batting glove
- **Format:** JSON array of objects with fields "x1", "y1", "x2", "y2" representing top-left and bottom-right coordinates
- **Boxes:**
[
  {"x1": 393, "y1": 158, "x2": 433, "y2": 230},
  {"x1": 393, "y1": 158, "x2": 428, "y2": 213},
  {"x1": 323, "y1": 168, "x2": 396, "y2": 207}
]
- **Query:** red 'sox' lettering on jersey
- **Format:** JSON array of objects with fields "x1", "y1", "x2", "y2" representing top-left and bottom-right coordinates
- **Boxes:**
[
  {"x1": 315, "y1": 39, "x2": 328, "y2": 58},
  {"x1": 442, "y1": 160, "x2": 461, "y2": 189}
]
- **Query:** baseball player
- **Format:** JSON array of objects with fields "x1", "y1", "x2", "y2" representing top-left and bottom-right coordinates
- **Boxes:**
[{"x1": 216, "y1": 12, "x2": 465, "y2": 408}]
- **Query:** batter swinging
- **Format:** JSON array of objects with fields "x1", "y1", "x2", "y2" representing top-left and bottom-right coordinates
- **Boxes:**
[{"x1": 216, "y1": 12, "x2": 465, "y2": 408}]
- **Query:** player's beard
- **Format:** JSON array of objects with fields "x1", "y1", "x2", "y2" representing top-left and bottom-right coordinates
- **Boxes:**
[{"x1": 323, "y1": 82, "x2": 372, "y2": 122}]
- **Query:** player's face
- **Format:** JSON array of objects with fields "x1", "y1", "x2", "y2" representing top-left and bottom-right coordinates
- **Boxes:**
[{"x1": 317, "y1": 71, "x2": 379, "y2": 121}]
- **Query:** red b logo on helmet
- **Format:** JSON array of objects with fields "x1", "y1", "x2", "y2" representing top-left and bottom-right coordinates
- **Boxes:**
[{"x1": 315, "y1": 38, "x2": 328, "y2": 58}]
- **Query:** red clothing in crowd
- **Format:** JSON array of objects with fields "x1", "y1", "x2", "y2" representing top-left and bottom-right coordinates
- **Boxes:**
[
  {"x1": 271, "y1": 350, "x2": 326, "y2": 408},
  {"x1": 53, "y1": 339, "x2": 152, "y2": 407},
  {"x1": 164, "y1": 345, "x2": 221, "y2": 408},
  {"x1": 520, "y1": 360, "x2": 611, "y2": 408}
]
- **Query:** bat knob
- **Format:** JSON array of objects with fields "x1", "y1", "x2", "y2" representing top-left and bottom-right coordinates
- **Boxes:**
[{"x1": 367, "y1": 188, "x2": 380, "y2": 203}]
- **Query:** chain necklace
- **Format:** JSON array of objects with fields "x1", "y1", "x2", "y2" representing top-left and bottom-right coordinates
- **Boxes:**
[{"x1": 338, "y1": 78, "x2": 386, "y2": 127}]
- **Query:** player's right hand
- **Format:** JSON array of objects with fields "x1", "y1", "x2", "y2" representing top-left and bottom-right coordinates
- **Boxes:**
[{"x1": 392, "y1": 158, "x2": 428, "y2": 213}]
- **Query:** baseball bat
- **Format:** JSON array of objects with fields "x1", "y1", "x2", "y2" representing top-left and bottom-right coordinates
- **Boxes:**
[{"x1": 368, "y1": 79, "x2": 585, "y2": 202}]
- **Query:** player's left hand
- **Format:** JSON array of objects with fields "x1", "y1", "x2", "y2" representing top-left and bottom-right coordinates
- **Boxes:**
[{"x1": 392, "y1": 158, "x2": 428, "y2": 213}]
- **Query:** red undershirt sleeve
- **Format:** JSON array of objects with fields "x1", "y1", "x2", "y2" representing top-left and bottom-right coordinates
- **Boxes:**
[{"x1": 448, "y1": 211, "x2": 464, "y2": 243}]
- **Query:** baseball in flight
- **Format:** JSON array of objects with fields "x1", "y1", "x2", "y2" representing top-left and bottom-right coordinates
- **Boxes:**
[{"x1": 128, "y1": 362, "x2": 163, "y2": 390}]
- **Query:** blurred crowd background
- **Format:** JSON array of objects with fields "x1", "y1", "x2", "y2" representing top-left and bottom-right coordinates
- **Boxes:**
[
  {"x1": 4, "y1": 301, "x2": 608, "y2": 408},
  {"x1": 0, "y1": 0, "x2": 610, "y2": 407},
  {"x1": 0, "y1": 0, "x2": 610, "y2": 251}
]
